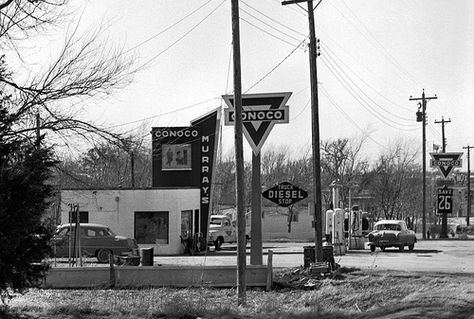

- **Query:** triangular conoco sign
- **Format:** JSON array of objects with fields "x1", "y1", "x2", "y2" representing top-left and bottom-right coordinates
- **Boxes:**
[
  {"x1": 429, "y1": 152, "x2": 463, "y2": 178},
  {"x1": 222, "y1": 92, "x2": 292, "y2": 155}
]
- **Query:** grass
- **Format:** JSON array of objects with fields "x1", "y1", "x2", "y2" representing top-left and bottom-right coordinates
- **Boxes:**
[{"x1": 4, "y1": 268, "x2": 474, "y2": 318}]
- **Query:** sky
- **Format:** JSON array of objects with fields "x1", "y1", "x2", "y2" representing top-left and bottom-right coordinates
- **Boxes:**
[{"x1": 20, "y1": 0, "x2": 474, "y2": 169}]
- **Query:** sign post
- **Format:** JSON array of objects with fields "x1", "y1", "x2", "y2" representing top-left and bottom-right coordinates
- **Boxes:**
[
  {"x1": 437, "y1": 185, "x2": 453, "y2": 238},
  {"x1": 223, "y1": 92, "x2": 292, "y2": 265},
  {"x1": 431, "y1": 152, "x2": 462, "y2": 238}
]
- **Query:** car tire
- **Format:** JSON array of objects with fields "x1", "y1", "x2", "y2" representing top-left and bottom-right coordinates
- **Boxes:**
[
  {"x1": 215, "y1": 237, "x2": 223, "y2": 251},
  {"x1": 408, "y1": 243, "x2": 415, "y2": 251},
  {"x1": 97, "y1": 249, "x2": 112, "y2": 263},
  {"x1": 370, "y1": 245, "x2": 375, "y2": 252},
  {"x1": 399, "y1": 245, "x2": 405, "y2": 252}
]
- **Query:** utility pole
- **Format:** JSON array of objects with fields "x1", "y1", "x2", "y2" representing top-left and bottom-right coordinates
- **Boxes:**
[
  {"x1": 230, "y1": 0, "x2": 246, "y2": 305},
  {"x1": 282, "y1": 0, "x2": 323, "y2": 262},
  {"x1": 410, "y1": 89, "x2": 437, "y2": 240},
  {"x1": 463, "y1": 145, "x2": 473, "y2": 226},
  {"x1": 434, "y1": 117, "x2": 451, "y2": 152}
]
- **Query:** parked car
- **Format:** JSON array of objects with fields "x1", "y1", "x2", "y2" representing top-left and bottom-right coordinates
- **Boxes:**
[
  {"x1": 52, "y1": 223, "x2": 139, "y2": 263},
  {"x1": 367, "y1": 220, "x2": 416, "y2": 252}
]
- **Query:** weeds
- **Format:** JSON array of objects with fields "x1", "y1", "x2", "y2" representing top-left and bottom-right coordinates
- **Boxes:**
[{"x1": 4, "y1": 269, "x2": 474, "y2": 319}]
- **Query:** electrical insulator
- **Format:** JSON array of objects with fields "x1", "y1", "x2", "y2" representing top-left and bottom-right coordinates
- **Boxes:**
[{"x1": 416, "y1": 110, "x2": 423, "y2": 122}]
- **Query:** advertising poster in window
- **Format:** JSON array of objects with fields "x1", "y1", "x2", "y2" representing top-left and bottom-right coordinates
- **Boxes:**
[{"x1": 162, "y1": 144, "x2": 192, "y2": 171}]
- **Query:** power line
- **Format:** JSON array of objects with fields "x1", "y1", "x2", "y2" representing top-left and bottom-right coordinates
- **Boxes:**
[
  {"x1": 240, "y1": 7, "x2": 302, "y2": 43},
  {"x1": 321, "y1": 54, "x2": 418, "y2": 131},
  {"x1": 323, "y1": 43, "x2": 414, "y2": 117},
  {"x1": 331, "y1": 1, "x2": 423, "y2": 88},
  {"x1": 320, "y1": 86, "x2": 388, "y2": 150},
  {"x1": 245, "y1": 37, "x2": 307, "y2": 93},
  {"x1": 241, "y1": 1, "x2": 306, "y2": 38},
  {"x1": 323, "y1": 49, "x2": 415, "y2": 125},
  {"x1": 137, "y1": 0, "x2": 226, "y2": 71},
  {"x1": 240, "y1": 16, "x2": 302, "y2": 48},
  {"x1": 119, "y1": 0, "x2": 215, "y2": 58}
]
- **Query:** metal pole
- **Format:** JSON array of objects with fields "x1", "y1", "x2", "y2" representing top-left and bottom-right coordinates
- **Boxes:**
[
  {"x1": 251, "y1": 153, "x2": 262, "y2": 265},
  {"x1": 464, "y1": 146, "x2": 472, "y2": 226},
  {"x1": 422, "y1": 93, "x2": 427, "y2": 240},
  {"x1": 231, "y1": 0, "x2": 246, "y2": 305}
]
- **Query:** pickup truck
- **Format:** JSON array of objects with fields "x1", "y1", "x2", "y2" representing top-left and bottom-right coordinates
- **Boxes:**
[{"x1": 208, "y1": 215, "x2": 250, "y2": 251}]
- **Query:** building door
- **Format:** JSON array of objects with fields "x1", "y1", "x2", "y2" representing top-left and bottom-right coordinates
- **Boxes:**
[{"x1": 181, "y1": 210, "x2": 193, "y2": 239}]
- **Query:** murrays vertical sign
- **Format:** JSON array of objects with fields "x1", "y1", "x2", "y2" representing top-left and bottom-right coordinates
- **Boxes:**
[{"x1": 151, "y1": 108, "x2": 221, "y2": 239}]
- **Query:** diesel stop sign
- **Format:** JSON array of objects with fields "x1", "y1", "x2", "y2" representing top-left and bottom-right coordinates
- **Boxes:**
[{"x1": 262, "y1": 181, "x2": 308, "y2": 207}]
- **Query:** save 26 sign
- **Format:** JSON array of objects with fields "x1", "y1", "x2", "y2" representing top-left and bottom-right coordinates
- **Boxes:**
[{"x1": 437, "y1": 185, "x2": 453, "y2": 215}]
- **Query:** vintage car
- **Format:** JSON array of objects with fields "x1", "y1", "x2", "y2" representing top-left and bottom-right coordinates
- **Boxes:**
[
  {"x1": 367, "y1": 220, "x2": 416, "y2": 252},
  {"x1": 52, "y1": 223, "x2": 139, "y2": 263}
]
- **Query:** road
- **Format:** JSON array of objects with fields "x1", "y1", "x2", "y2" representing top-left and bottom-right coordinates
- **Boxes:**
[{"x1": 152, "y1": 240, "x2": 474, "y2": 274}]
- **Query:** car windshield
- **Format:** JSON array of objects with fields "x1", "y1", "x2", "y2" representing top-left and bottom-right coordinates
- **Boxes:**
[{"x1": 375, "y1": 224, "x2": 401, "y2": 231}]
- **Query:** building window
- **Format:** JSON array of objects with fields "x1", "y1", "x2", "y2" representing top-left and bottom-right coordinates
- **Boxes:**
[
  {"x1": 134, "y1": 211, "x2": 169, "y2": 244},
  {"x1": 68, "y1": 211, "x2": 89, "y2": 224}
]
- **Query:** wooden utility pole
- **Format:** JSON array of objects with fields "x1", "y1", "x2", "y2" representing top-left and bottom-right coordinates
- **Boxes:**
[
  {"x1": 282, "y1": 0, "x2": 323, "y2": 261},
  {"x1": 410, "y1": 90, "x2": 437, "y2": 240},
  {"x1": 231, "y1": 0, "x2": 246, "y2": 305},
  {"x1": 463, "y1": 145, "x2": 473, "y2": 226},
  {"x1": 434, "y1": 117, "x2": 451, "y2": 152}
]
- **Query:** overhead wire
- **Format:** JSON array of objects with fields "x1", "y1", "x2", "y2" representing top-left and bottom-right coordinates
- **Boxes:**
[
  {"x1": 320, "y1": 86, "x2": 389, "y2": 150},
  {"x1": 241, "y1": 1, "x2": 307, "y2": 38},
  {"x1": 136, "y1": 0, "x2": 226, "y2": 71},
  {"x1": 118, "y1": 0, "x2": 216, "y2": 59},
  {"x1": 323, "y1": 43, "x2": 414, "y2": 118},
  {"x1": 331, "y1": 0, "x2": 423, "y2": 89},
  {"x1": 245, "y1": 37, "x2": 307, "y2": 93},
  {"x1": 321, "y1": 49, "x2": 418, "y2": 130}
]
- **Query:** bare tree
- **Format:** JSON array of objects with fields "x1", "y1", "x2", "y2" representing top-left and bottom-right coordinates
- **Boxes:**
[
  {"x1": 368, "y1": 139, "x2": 420, "y2": 220},
  {"x1": 0, "y1": 1, "x2": 136, "y2": 148},
  {"x1": 321, "y1": 136, "x2": 369, "y2": 207},
  {"x1": 0, "y1": 0, "x2": 68, "y2": 47}
]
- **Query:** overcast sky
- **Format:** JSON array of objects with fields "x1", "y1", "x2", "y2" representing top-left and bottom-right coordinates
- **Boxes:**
[{"x1": 28, "y1": 0, "x2": 474, "y2": 168}]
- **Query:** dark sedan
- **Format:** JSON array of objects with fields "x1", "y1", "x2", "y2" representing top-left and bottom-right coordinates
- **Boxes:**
[{"x1": 52, "y1": 223, "x2": 139, "y2": 263}]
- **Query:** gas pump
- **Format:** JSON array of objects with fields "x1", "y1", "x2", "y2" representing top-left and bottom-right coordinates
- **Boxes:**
[
  {"x1": 332, "y1": 208, "x2": 346, "y2": 255},
  {"x1": 349, "y1": 206, "x2": 366, "y2": 250},
  {"x1": 325, "y1": 210, "x2": 334, "y2": 242}
]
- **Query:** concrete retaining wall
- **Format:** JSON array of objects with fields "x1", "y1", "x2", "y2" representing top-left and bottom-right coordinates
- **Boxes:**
[
  {"x1": 43, "y1": 252, "x2": 274, "y2": 290},
  {"x1": 43, "y1": 265, "x2": 271, "y2": 290}
]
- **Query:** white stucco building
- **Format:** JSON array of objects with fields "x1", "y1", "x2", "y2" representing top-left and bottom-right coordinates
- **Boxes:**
[{"x1": 60, "y1": 188, "x2": 200, "y2": 255}]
